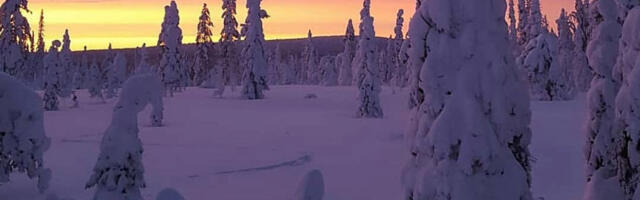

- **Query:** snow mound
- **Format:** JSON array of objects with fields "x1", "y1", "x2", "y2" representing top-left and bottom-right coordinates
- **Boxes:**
[
  {"x1": 294, "y1": 169, "x2": 324, "y2": 200},
  {"x1": 156, "y1": 188, "x2": 185, "y2": 200}
]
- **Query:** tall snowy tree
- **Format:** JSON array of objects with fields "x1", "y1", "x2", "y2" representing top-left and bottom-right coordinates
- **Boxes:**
[
  {"x1": 353, "y1": 0, "x2": 382, "y2": 118},
  {"x1": 88, "y1": 57, "x2": 105, "y2": 102},
  {"x1": 105, "y1": 52, "x2": 127, "y2": 99},
  {"x1": 220, "y1": 0, "x2": 241, "y2": 89},
  {"x1": 158, "y1": 0, "x2": 183, "y2": 97},
  {"x1": 240, "y1": 0, "x2": 269, "y2": 100},
  {"x1": 58, "y1": 29, "x2": 73, "y2": 98},
  {"x1": 583, "y1": 0, "x2": 625, "y2": 199},
  {"x1": 573, "y1": 0, "x2": 593, "y2": 91},
  {"x1": 195, "y1": 3, "x2": 214, "y2": 86},
  {"x1": 319, "y1": 56, "x2": 337, "y2": 86},
  {"x1": 390, "y1": 9, "x2": 406, "y2": 88},
  {"x1": 508, "y1": 0, "x2": 519, "y2": 56},
  {"x1": 31, "y1": 9, "x2": 45, "y2": 88},
  {"x1": 42, "y1": 40, "x2": 61, "y2": 111},
  {"x1": 406, "y1": 0, "x2": 430, "y2": 109},
  {"x1": 86, "y1": 73, "x2": 163, "y2": 200},
  {"x1": 0, "y1": 0, "x2": 32, "y2": 79},
  {"x1": 548, "y1": 9, "x2": 577, "y2": 101},
  {"x1": 614, "y1": 7, "x2": 640, "y2": 199},
  {"x1": 402, "y1": 0, "x2": 534, "y2": 199},
  {"x1": 304, "y1": 30, "x2": 319, "y2": 85},
  {"x1": 337, "y1": 19, "x2": 356, "y2": 86},
  {"x1": 0, "y1": 72, "x2": 51, "y2": 193},
  {"x1": 517, "y1": 0, "x2": 530, "y2": 46}
]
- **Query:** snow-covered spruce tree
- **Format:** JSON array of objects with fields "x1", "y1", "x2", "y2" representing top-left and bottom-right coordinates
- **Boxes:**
[
  {"x1": 158, "y1": 0, "x2": 183, "y2": 97},
  {"x1": 281, "y1": 55, "x2": 297, "y2": 85},
  {"x1": 548, "y1": 9, "x2": 577, "y2": 101},
  {"x1": 304, "y1": 30, "x2": 319, "y2": 85},
  {"x1": 517, "y1": 0, "x2": 530, "y2": 46},
  {"x1": 320, "y1": 56, "x2": 337, "y2": 86},
  {"x1": 380, "y1": 38, "x2": 394, "y2": 84},
  {"x1": 135, "y1": 43, "x2": 154, "y2": 75},
  {"x1": 614, "y1": 7, "x2": 640, "y2": 199},
  {"x1": 353, "y1": 0, "x2": 382, "y2": 118},
  {"x1": 220, "y1": 0, "x2": 241, "y2": 89},
  {"x1": 517, "y1": 0, "x2": 560, "y2": 101},
  {"x1": 240, "y1": 0, "x2": 269, "y2": 100},
  {"x1": 406, "y1": 0, "x2": 431, "y2": 109},
  {"x1": 58, "y1": 29, "x2": 74, "y2": 98},
  {"x1": 338, "y1": 19, "x2": 356, "y2": 86},
  {"x1": 0, "y1": 0, "x2": 32, "y2": 79},
  {"x1": 583, "y1": 0, "x2": 625, "y2": 199},
  {"x1": 86, "y1": 73, "x2": 164, "y2": 200},
  {"x1": 0, "y1": 72, "x2": 52, "y2": 193},
  {"x1": 269, "y1": 44, "x2": 283, "y2": 85},
  {"x1": 73, "y1": 46, "x2": 89, "y2": 90},
  {"x1": 195, "y1": 3, "x2": 214, "y2": 86},
  {"x1": 402, "y1": 0, "x2": 534, "y2": 199},
  {"x1": 105, "y1": 52, "x2": 127, "y2": 99},
  {"x1": 391, "y1": 9, "x2": 407, "y2": 88},
  {"x1": 32, "y1": 9, "x2": 46, "y2": 88},
  {"x1": 43, "y1": 40, "x2": 61, "y2": 111},
  {"x1": 573, "y1": 0, "x2": 593, "y2": 92}
]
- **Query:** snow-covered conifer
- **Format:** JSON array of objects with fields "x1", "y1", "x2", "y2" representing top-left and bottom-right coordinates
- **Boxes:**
[
  {"x1": 338, "y1": 20, "x2": 356, "y2": 86},
  {"x1": 43, "y1": 40, "x2": 61, "y2": 111},
  {"x1": 320, "y1": 56, "x2": 337, "y2": 86},
  {"x1": 548, "y1": 9, "x2": 577, "y2": 100},
  {"x1": 0, "y1": 72, "x2": 51, "y2": 193},
  {"x1": 195, "y1": 3, "x2": 214, "y2": 86},
  {"x1": 353, "y1": 0, "x2": 382, "y2": 118},
  {"x1": 517, "y1": 0, "x2": 530, "y2": 46},
  {"x1": 105, "y1": 52, "x2": 127, "y2": 99},
  {"x1": 406, "y1": 0, "x2": 431, "y2": 109},
  {"x1": 135, "y1": 44, "x2": 153, "y2": 75},
  {"x1": 583, "y1": 0, "x2": 625, "y2": 199},
  {"x1": 58, "y1": 29, "x2": 73, "y2": 98},
  {"x1": 158, "y1": 0, "x2": 183, "y2": 97},
  {"x1": 0, "y1": 0, "x2": 32, "y2": 78},
  {"x1": 391, "y1": 9, "x2": 407, "y2": 88},
  {"x1": 220, "y1": 0, "x2": 241, "y2": 89},
  {"x1": 88, "y1": 58, "x2": 105, "y2": 102},
  {"x1": 86, "y1": 73, "x2": 164, "y2": 200},
  {"x1": 240, "y1": 0, "x2": 269, "y2": 99},
  {"x1": 304, "y1": 30, "x2": 319, "y2": 85},
  {"x1": 402, "y1": 0, "x2": 533, "y2": 199},
  {"x1": 573, "y1": 0, "x2": 593, "y2": 91}
]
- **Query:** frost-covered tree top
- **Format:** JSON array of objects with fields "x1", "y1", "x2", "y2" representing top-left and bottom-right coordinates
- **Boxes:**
[
  {"x1": 528, "y1": 0, "x2": 543, "y2": 37},
  {"x1": 36, "y1": 9, "x2": 44, "y2": 53},
  {"x1": 196, "y1": 3, "x2": 214, "y2": 44},
  {"x1": 221, "y1": 0, "x2": 240, "y2": 42},
  {"x1": 394, "y1": 9, "x2": 404, "y2": 41},
  {"x1": 358, "y1": 0, "x2": 371, "y2": 34},
  {"x1": 158, "y1": 0, "x2": 181, "y2": 47},
  {"x1": 0, "y1": 72, "x2": 51, "y2": 193},
  {"x1": 61, "y1": 29, "x2": 70, "y2": 53}
]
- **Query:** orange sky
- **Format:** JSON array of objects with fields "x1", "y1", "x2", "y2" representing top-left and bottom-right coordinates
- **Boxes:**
[{"x1": 25, "y1": 0, "x2": 574, "y2": 51}]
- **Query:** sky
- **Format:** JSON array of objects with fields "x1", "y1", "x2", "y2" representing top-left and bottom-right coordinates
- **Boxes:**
[{"x1": 25, "y1": 0, "x2": 574, "y2": 51}]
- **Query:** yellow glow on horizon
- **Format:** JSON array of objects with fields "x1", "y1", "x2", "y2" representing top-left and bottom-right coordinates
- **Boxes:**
[{"x1": 25, "y1": 0, "x2": 574, "y2": 51}]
